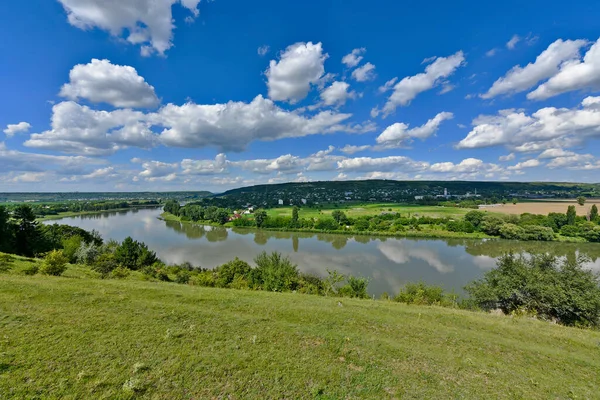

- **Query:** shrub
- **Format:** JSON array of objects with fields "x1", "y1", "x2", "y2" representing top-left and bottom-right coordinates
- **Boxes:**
[
  {"x1": 464, "y1": 210, "x2": 486, "y2": 228},
  {"x1": 110, "y1": 266, "x2": 130, "y2": 279},
  {"x1": 250, "y1": 251, "x2": 299, "y2": 292},
  {"x1": 62, "y1": 235, "x2": 83, "y2": 263},
  {"x1": 175, "y1": 271, "x2": 191, "y2": 284},
  {"x1": 214, "y1": 258, "x2": 252, "y2": 288},
  {"x1": 394, "y1": 282, "x2": 445, "y2": 305},
  {"x1": 75, "y1": 242, "x2": 101, "y2": 265},
  {"x1": 92, "y1": 253, "x2": 118, "y2": 277},
  {"x1": 314, "y1": 218, "x2": 339, "y2": 231},
  {"x1": 340, "y1": 276, "x2": 369, "y2": 298},
  {"x1": 481, "y1": 215, "x2": 505, "y2": 236},
  {"x1": 190, "y1": 270, "x2": 216, "y2": 287},
  {"x1": 40, "y1": 250, "x2": 68, "y2": 276},
  {"x1": 465, "y1": 253, "x2": 600, "y2": 327},
  {"x1": 560, "y1": 224, "x2": 580, "y2": 237}
]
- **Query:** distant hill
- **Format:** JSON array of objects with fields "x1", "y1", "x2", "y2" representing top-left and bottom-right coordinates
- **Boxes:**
[
  {"x1": 0, "y1": 191, "x2": 212, "y2": 203},
  {"x1": 216, "y1": 180, "x2": 600, "y2": 206}
]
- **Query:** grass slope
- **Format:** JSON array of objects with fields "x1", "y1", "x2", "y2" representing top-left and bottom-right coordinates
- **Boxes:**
[
  {"x1": 266, "y1": 203, "x2": 472, "y2": 219},
  {"x1": 1, "y1": 259, "x2": 600, "y2": 398}
]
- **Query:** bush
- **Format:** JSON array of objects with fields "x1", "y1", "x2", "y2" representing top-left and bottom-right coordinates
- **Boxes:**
[
  {"x1": 22, "y1": 264, "x2": 39, "y2": 275},
  {"x1": 340, "y1": 276, "x2": 369, "y2": 298},
  {"x1": 175, "y1": 271, "x2": 191, "y2": 284},
  {"x1": 465, "y1": 253, "x2": 600, "y2": 327},
  {"x1": 394, "y1": 282, "x2": 445, "y2": 305},
  {"x1": 190, "y1": 270, "x2": 216, "y2": 287},
  {"x1": 214, "y1": 258, "x2": 251, "y2": 288},
  {"x1": 110, "y1": 266, "x2": 130, "y2": 279},
  {"x1": 92, "y1": 253, "x2": 118, "y2": 277},
  {"x1": 75, "y1": 242, "x2": 101, "y2": 265},
  {"x1": 250, "y1": 251, "x2": 299, "y2": 292},
  {"x1": 40, "y1": 250, "x2": 68, "y2": 276},
  {"x1": 61, "y1": 235, "x2": 83, "y2": 263}
]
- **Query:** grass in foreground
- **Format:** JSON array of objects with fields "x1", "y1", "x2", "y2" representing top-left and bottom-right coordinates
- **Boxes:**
[{"x1": 1, "y1": 260, "x2": 600, "y2": 399}]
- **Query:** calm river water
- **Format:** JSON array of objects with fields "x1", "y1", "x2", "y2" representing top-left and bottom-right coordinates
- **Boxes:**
[{"x1": 46, "y1": 207, "x2": 600, "y2": 296}]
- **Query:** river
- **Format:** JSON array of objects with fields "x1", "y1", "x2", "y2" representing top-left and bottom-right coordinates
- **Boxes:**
[{"x1": 45, "y1": 207, "x2": 600, "y2": 296}]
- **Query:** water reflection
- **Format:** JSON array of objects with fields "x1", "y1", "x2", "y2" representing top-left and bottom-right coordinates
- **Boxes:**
[{"x1": 46, "y1": 208, "x2": 600, "y2": 296}]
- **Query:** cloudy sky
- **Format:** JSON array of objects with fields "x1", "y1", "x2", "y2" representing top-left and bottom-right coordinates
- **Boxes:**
[{"x1": 2, "y1": 1, "x2": 600, "y2": 192}]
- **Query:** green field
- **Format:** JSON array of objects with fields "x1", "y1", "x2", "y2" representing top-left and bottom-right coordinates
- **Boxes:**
[
  {"x1": 1, "y1": 254, "x2": 599, "y2": 399},
  {"x1": 266, "y1": 203, "x2": 472, "y2": 219}
]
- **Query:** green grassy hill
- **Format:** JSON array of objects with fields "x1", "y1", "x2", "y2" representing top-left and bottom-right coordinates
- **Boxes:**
[{"x1": 1, "y1": 256, "x2": 600, "y2": 399}]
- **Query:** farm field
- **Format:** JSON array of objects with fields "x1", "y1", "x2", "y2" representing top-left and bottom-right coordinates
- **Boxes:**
[
  {"x1": 482, "y1": 200, "x2": 600, "y2": 216},
  {"x1": 266, "y1": 203, "x2": 472, "y2": 219}
]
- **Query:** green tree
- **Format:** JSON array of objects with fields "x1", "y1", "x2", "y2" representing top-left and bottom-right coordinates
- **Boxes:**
[
  {"x1": 512, "y1": 198, "x2": 518, "y2": 205},
  {"x1": 590, "y1": 204, "x2": 599, "y2": 222},
  {"x1": 0, "y1": 206, "x2": 13, "y2": 253},
  {"x1": 567, "y1": 205, "x2": 577, "y2": 226},
  {"x1": 331, "y1": 210, "x2": 347, "y2": 225},
  {"x1": 577, "y1": 196, "x2": 586, "y2": 206},
  {"x1": 40, "y1": 250, "x2": 68, "y2": 276},
  {"x1": 163, "y1": 200, "x2": 181, "y2": 216},
  {"x1": 255, "y1": 210, "x2": 268, "y2": 228},
  {"x1": 291, "y1": 206, "x2": 299, "y2": 226},
  {"x1": 61, "y1": 235, "x2": 83, "y2": 263},
  {"x1": 13, "y1": 205, "x2": 43, "y2": 257}
]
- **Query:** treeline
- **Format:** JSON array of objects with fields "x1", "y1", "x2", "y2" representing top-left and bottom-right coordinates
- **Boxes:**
[
  {"x1": 229, "y1": 206, "x2": 600, "y2": 242},
  {"x1": 4, "y1": 200, "x2": 159, "y2": 217},
  {"x1": 0, "y1": 205, "x2": 103, "y2": 257},
  {"x1": 163, "y1": 200, "x2": 231, "y2": 225}
]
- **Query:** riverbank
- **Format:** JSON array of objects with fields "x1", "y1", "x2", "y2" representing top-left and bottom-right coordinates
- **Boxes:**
[
  {"x1": 160, "y1": 212, "x2": 584, "y2": 242},
  {"x1": 1, "y1": 263, "x2": 599, "y2": 398}
]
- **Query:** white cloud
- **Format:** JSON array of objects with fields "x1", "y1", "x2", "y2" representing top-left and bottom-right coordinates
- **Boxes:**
[
  {"x1": 139, "y1": 160, "x2": 179, "y2": 179},
  {"x1": 486, "y1": 48, "x2": 498, "y2": 57},
  {"x1": 57, "y1": 0, "x2": 202, "y2": 56},
  {"x1": 481, "y1": 39, "x2": 588, "y2": 99},
  {"x1": 24, "y1": 101, "x2": 153, "y2": 156},
  {"x1": 457, "y1": 96, "x2": 600, "y2": 150},
  {"x1": 59, "y1": 59, "x2": 160, "y2": 108},
  {"x1": 499, "y1": 153, "x2": 515, "y2": 161},
  {"x1": 538, "y1": 148, "x2": 577, "y2": 159},
  {"x1": 378, "y1": 77, "x2": 398, "y2": 93},
  {"x1": 257, "y1": 45, "x2": 270, "y2": 56},
  {"x1": 337, "y1": 156, "x2": 429, "y2": 173},
  {"x1": 25, "y1": 95, "x2": 362, "y2": 155},
  {"x1": 380, "y1": 51, "x2": 465, "y2": 116},
  {"x1": 3, "y1": 122, "x2": 31, "y2": 137},
  {"x1": 376, "y1": 112, "x2": 453, "y2": 146},
  {"x1": 265, "y1": 42, "x2": 328, "y2": 103},
  {"x1": 506, "y1": 35, "x2": 521, "y2": 50},
  {"x1": 507, "y1": 159, "x2": 540, "y2": 170},
  {"x1": 181, "y1": 154, "x2": 228, "y2": 175},
  {"x1": 154, "y1": 95, "x2": 354, "y2": 151},
  {"x1": 342, "y1": 48, "x2": 366, "y2": 68},
  {"x1": 528, "y1": 38, "x2": 600, "y2": 100},
  {"x1": 320, "y1": 81, "x2": 356, "y2": 106},
  {"x1": 339, "y1": 144, "x2": 371, "y2": 154},
  {"x1": 351, "y1": 62, "x2": 376, "y2": 82}
]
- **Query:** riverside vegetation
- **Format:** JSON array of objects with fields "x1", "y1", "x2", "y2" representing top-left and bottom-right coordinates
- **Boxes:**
[
  {"x1": 163, "y1": 199, "x2": 600, "y2": 242},
  {"x1": 2, "y1": 206, "x2": 600, "y2": 397}
]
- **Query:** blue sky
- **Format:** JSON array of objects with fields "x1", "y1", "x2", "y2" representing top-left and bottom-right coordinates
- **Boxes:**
[{"x1": 2, "y1": 0, "x2": 600, "y2": 192}]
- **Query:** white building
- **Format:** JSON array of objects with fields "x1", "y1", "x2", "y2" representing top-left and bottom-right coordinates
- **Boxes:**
[
  {"x1": 301, "y1": 199, "x2": 307, "y2": 205},
  {"x1": 414, "y1": 196, "x2": 424, "y2": 200},
  {"x1": 278, "y1": 199, "x2": 284, "y2": 205}
]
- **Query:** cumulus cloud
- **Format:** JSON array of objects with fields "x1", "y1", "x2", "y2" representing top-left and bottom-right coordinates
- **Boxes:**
[
  {"x1": 351, "y1": 62, "x2": 376, "y2": 82},
  {"x1": 499, "y1": 153, "x2": 515, "y2": 161},
  {"x1": 3, "y1": 122, "x2": 31, "y2": 137},
  {"x1": 528, "y1": 38, "x2": 600, "y2": 100},
  {"x1": 154, "y1": 95, "x2": 354, "y2": 151},
  {"x1": 457, "y1": 96, "x2": 600, "y2": 150},
  {"x1": 181, "y1": 153, "x2": 229, "y2": 175},
  {"x1": 57, "y1": 0, "x2": 202, "y2": 56},
  {"x1": 379, "y1": 51, "x2": 465, "y2": 116},
  {"x1": 376, "y1": 112, "x2": 453, "y2": 146},
  {"x1": 60, "y1": 59, "x2": 160, "y2": 108},
  {"x1": 336, "y1": 156, "x2": 429, "y2": 173},
  {"x1": 24, "y1": 95, "x2": 362, "y2": 155},
  {"x1": 265, "y1": 42, "x2": 328, "y2": 103},
  {"x1": 320, "y1": 81, "x2": 356, "y2": 107},
  {"x1": 339, "y1": 144, "x2": 371, "y2": 154},
  {"x1": 481, "y1": 39, "x2": 588, "y2": 99},
  {"x1": 138, "y1": 160, "x2": 179, "y2": 181},
  {"x1": 342, "y1": 48, "x2": 366, "y2": 68},
  {"x1": 24, "y1": 101, "x2": 153, "y2": 156},
  {"x1": 507, "y1": 159, "x2": 541, "y2": 170}
]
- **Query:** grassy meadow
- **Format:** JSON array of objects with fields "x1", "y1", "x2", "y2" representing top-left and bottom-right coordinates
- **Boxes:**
[
  {"x1": 1, "y1": 254, "x2": 600, "y2": 399},
  {"x1": 266, "y1": 203, "x2": 472, "y2": 219}
]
